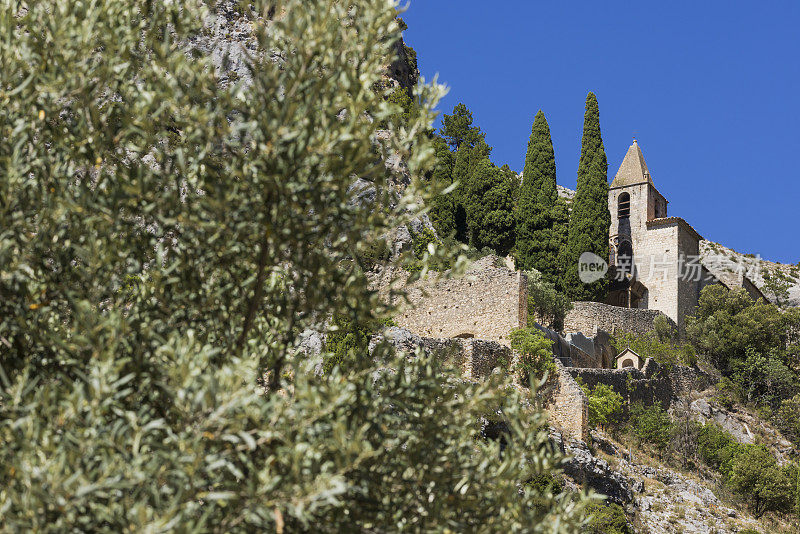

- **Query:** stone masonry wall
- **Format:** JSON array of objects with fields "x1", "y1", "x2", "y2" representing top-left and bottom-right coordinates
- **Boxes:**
[
  {"x1": 566, "y1": 359, "x2": 713, "y2": 416},
  {"x1": 373, "y1": 327, "x2": 589, "y2": 441},
  {"x1": 564, "y1": 301, "x2": 675, "y2": 338},
  {"x1": 371, "y1": 327, "x2": 509, "y2": 379},
  {"x1": 676, "y1": 223, "x2": 702, "y2": 334},
  {"x1": 378, "y1": 256, "x2": 527, "y2": 346},
  {"x1": 547, "y1": 362, "x2": 589, "y2": 441}
]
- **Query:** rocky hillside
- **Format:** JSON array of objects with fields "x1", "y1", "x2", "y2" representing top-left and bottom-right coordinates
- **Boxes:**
[
  {"x1": 560, "y1": 397, "x2": 797, "y2": 533},
  {"x1": 557, "y1": 184, "x2": 575, "y2": 208},
  {"x1": 699, "y1": 240, "x2": 800, "y2": 306}
]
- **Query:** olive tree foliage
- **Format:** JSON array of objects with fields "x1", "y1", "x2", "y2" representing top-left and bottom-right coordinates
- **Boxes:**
[{"x1": 0, "y1": 1, "x2": 592, "y2": 531}]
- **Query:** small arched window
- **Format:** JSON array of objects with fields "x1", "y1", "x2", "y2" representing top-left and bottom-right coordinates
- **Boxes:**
[
  {"x1": 621, "y1": 358, "x2": 635, "y2": 368},
  {"x1": 618, "y1": 192, "x2": 631, "y2": 218}
]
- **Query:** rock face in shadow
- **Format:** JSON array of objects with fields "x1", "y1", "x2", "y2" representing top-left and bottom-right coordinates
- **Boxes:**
[{"x1": 551, "y1": 431, "x2": 634, "y2": 506}]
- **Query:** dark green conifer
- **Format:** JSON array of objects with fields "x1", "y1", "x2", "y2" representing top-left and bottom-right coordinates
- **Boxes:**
[
  {"x1": 499, "y1": 164, "x2": 521, "y2": 205},
  {"x1": 441, "y1": 103, "x2": 485, "y2": 150},
  {"x1": 433, "y1": 104, "x2": 490, "y2": 243},
  {"x1": 451, "y1": 138, "x2": 491, "y2": 243},
  {"x1": 562, "y1": 93, "x2": 610, "y2": 301},
  {"x1": 463, "y1": 158, "x2": 516, "y2": 256},
  {"x1": 515, "y1": 111, "x2": 564, "y2": 283},
  {"x1": 429, "y1": 136, "x2": 457, "y2": 236}
]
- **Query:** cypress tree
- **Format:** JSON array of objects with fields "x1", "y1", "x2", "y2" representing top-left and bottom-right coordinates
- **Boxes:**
[
  {"x1": 429, "y1": 136, "x2": 457, "y2": 237},
  {"x1": 553, "y1": 195, "x2": 569, "y2": 257},
  {"x1": 499, "y1": 164, "x2": 521, "y2": 208},
  {"x1": 562, "y1": 92, "x2": 611, "y2": 301},
  {"x1": 515, "y1": 111, "x2": 564, "y2": 283},
  {"x1": 463, "y1": 157, "x2": 516, "y2": 256},
  {"x1": 451, "y1": 144, "x2": 473, "y2": 243},
  {"x1": 451, "y1": 138, "x2": 491, "y2": 244}
]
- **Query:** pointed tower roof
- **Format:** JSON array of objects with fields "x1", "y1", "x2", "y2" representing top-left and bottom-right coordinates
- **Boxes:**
[{"x1": 611, "y1": 139, "x2": 652, "y2": 188}]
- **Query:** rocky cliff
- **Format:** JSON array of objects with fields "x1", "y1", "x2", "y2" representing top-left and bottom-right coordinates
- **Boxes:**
[{"x1": 699, "y1": 240, "x2": 800, "y2": 306}]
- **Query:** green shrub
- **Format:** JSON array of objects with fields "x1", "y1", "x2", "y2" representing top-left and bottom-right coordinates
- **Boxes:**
[
  {"x1": 582, "y1": 502, "x2": 632, "y2": 534},
  {"x1": 384, "y1": 86, "x2": 416, "y2": 128},
  {"x1": 731, "y1": 349, "x2": 797, "y2": 409},
  {"x1": 525, "y1": 269, "x2": 573, "y2": 332},
  {"x1": 526, "y1": 473, "x2": 565, "y2": 515},
  {"x1": 406, "y1": 225, "x2": 452, "y2": 273},
  {"x1": 726, "y1": 445, "x2": 793, "y2": 517},
  {"x1": 686, "y1": 285, "x2": 788, "y2": 374},
  {"x1": 629, "y1": 402, "x2": 673, "y2": 452},
  {"x1": 773, "y1": 394, "x2": 800, "y2": 445},
  {"x1": 323, "y1": 314, "x2": 395, "y2": 373},
  {"x1": 696, "y1": 422, "x2": 741, "y2": 476},
  {"x1": 715, "y1": 377, "x2": 740, "y2": 409},
  {"x1": 356, "y1": 237, "x2": 391, "y2": 270},
  {"x1": 509, "y1": 327, "x2": 556, "y2": 385},
  {"x1": 580, "y1": 382, "x2": 624, "y2": 430},
  {"x1": 764, "y1": 268, "x2": 792, "y2": 307}
]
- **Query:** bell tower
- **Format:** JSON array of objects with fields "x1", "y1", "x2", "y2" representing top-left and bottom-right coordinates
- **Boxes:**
[{"x1": 607, "y1": 140, "x2": 667, "y2": 308}]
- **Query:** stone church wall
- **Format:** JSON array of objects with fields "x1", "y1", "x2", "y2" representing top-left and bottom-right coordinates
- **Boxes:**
[
  {"x1": 634, "y1": 223, "x2": 681, "y2": 324},
  {"x1": 675, "y1": 223, "x2": 702, "y2": 333}
]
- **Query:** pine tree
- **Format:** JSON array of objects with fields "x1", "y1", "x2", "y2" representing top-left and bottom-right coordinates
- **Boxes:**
[
  {"x1": 515, "y1": 111, "x2": 565, "y2": 283},
  {"x1": 441, "y1": 102, "x2": 485, "y2": 150},
  {"x1": 432, "y1": 104, "x2": 490, "y2": 243},
  {"x1": 562, "y1": 92, "x2": 611, "y2": 301}
]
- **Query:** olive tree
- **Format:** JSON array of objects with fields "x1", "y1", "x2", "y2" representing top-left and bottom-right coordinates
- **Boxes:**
[{"x1": 0, "y1": 1, "x2": 592, "y2": 531}]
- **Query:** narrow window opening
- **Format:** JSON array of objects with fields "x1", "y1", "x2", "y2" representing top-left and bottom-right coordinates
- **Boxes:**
[{"x1": 618, "y1": 192, "x2": 631, "y2": 218}]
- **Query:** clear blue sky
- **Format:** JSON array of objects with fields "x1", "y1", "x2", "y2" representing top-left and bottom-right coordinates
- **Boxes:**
[{"x1": 402, "y1": 1, "x2": 800, "y2": 264}]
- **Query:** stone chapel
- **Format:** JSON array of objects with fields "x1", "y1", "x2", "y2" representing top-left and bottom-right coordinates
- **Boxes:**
[{"x1": 604, "y1": 140, "x2": 764, "y2": 331}]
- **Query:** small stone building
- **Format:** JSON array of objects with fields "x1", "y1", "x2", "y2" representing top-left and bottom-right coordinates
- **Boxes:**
[{"x1": 615, "y1": 348, "x2": 642, "y2": 370}]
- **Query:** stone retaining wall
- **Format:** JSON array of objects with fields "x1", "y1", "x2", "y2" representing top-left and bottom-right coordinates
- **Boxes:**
[
  {"x1": 566, "y1": 359, "x2": 713, "y2": 415},
  {"x1": 373, "y1": 327, "x2": 589, "y2": 441},
  {"x1": 372, "y1": 256, "x2": 527, "y2": 346},
  {"x1": 546, "y1": 362, "x2": 589, "y2": 441},
  {"x1": 564, "y1": 301, "x2": 675, "y2": 338},
  {"x1": 371, "y1": 327, "x2": 509, "y2": 379}
]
